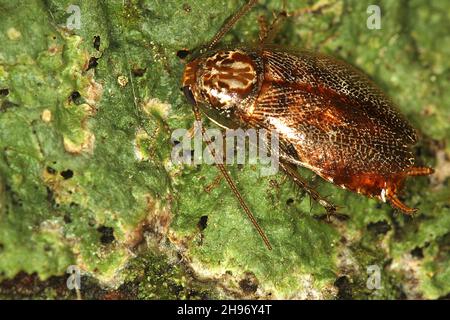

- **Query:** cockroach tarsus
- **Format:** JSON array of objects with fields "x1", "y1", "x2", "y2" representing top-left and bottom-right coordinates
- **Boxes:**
[{"x1": 179, "y1": 0, "x2": 434, "y2": 249}]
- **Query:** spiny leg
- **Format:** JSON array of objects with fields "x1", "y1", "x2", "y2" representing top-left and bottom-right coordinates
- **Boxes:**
[
  {"x1": 258, "y1": 8, "x2": 288, "y2": 45},
  {"x1": 257, "y1": 15, "x2": 269, "y2": 44},
  {"x1": 387, "y1": 192, "x2": 417, "y2": 215},
  {"x1": 387, "y1": 166, "x2": 434, "y2": 214},
  {"x1": 258, "y1": 1, "x2": 336, "y2": 46},
  {"x1": 280, "y1": 161, "x2": 337, "y2": 214},
  {"x1": 204, "y1": 173, "x2": 223, "y2": 193}
]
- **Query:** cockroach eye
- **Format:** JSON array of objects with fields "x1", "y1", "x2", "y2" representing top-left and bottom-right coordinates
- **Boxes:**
[{"x1": 182, "y1": 86, "x2": 197, "y2": 106}]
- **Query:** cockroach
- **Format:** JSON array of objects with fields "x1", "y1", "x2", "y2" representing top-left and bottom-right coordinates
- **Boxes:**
[{"x1": 180, "y1": 0, "x2": 434, "y2": 250}]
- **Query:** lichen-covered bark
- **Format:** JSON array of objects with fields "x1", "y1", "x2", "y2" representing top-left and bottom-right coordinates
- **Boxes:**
[{"x1": 0, "y1": 0, "x2": 449, "y2": 299}]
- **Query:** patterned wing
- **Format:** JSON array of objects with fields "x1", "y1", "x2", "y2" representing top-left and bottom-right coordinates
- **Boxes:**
[{"x1": 248, "y1": 49, "x2": 417, "y2": 178}]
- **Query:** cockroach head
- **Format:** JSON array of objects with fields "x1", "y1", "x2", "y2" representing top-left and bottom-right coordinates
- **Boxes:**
[{"x1": 182, "y1": 49, "x2": 258, "y2": 113}]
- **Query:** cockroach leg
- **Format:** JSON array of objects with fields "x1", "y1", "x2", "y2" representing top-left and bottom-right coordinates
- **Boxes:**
[
  {"x1": 386, "y1": 166, "x2": 434, "y2": 214},
  {"x1": 258, "y1": 0, "x2": 333, "y2": 45},
  {"x1": 387, "y1": 192, "x2": 417, "y2": 215},
  {"x1": 204, "y1": 173, "x2": 223, "y2": 193},
  {"x1": 257, "y1": 15, "x2": 269, "y2": 43},
  {"x1": 258, "y1": 10, "x2": 287, "y2": 45},
  {"x1": 280, "y1": 161, "x2": 337, "y2": 214}
]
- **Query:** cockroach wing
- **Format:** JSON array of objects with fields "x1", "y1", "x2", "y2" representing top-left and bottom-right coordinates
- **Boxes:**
[{"x1": 249, "y1": 49, "x2": 418, "y2": 178}]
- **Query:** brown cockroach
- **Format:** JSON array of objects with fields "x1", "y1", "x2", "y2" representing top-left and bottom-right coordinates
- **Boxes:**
[{"x1": 180, "y1": 0, "x2": 433, "y2": 250}]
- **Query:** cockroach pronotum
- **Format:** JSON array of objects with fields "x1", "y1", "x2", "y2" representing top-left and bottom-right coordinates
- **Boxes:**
[{"x1": 179, "y1": 0, "x2": 434, "y2": 250}]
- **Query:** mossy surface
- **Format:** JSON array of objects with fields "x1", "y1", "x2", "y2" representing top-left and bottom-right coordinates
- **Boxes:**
[{"x1": 0, "y1": 0, "x2": 449, "y2": 299}]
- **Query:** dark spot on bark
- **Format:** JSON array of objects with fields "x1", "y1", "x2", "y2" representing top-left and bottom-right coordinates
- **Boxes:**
[
  {"x1": 93, "y1": 35, "x2": 100, "y2": 50},
  {"x1": 334, "y1": 276, "x2": 352, "y2": 300},
  {"x1": 46, "y1": 187, "x2": 54, "y2": 204},
  {"x1": 132, "y1": 67, "x2": 146, "y2": 77},
  {"x1": 183, "y1": 3, "x2": 191, "y2": 12},
  {"x1": 46, "y1": 166, "x2": 57, "y2": 175},
  {"x1": 44, "y1": 187, "x2": 58, "y2": 208},
  {"x1": 367, "y1": 220, "x2": 391, "y2": 235},
  {"x1": 97, "y1": 226, "x2": 115, "y2": 244},
  {"x1": 384, "y1": 258, "x2": 393, "y2": 268},
  {"x1": 69, "y1": 202, "x2": 79, "y2": 209},
  {"x1": 176, "y1": 49, "x2": 190, "y2": 59},
  {"x1": 70, "y1": 91, "x2": 80, "y2": 100},
  {"x1": 410, "y1": 247, "x2": 424, "y2": 259},
  {"x1": 197, "y1": 215, "x2": 208, "y2": 231},
  {"x1": 69, "y1": 91, "x2": 82, "y2": 104},
  {"x1": 313, "y1": 212, "x2": 350, "y2": 222},
  {"x1": 0, "y1": 100, "x2": 18, "y2": 112},
  {"x1": 60, "y1": 169, "x2": 74, "y2": 180},
  {"x1": 239, "y1": 272, "x2": 258, "y2": 294},
  {"x1": 169, "y1": 283, "x2": 184, "y2": 297},
  {"x1": 286, "y1": 198, "x2": 294, "y2": 205},
  {"x1": 403, "y1": 214, "x2": 414, "y2": 223},
  {"x1": 63, "y1": 214, "x2": 72, "y2": 224},
  {"x1": 336, "y1": 213, "x2": 350, "y2": 220},
  {"x1": 0, "y1": 88, "x2": 9, "y2": 96},
  {"x1": 86, "y1": 57, "x2": 99, "y2": 71}
]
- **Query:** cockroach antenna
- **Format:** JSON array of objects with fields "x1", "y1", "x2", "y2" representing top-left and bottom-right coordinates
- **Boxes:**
[{"x1": 207, "y1": 0, "x2": 258, "y2": 51}]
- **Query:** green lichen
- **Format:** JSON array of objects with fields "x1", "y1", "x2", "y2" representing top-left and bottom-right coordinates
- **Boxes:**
[{"x1": 0, "y1": 0, "x2": 449, "y2": 299}]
